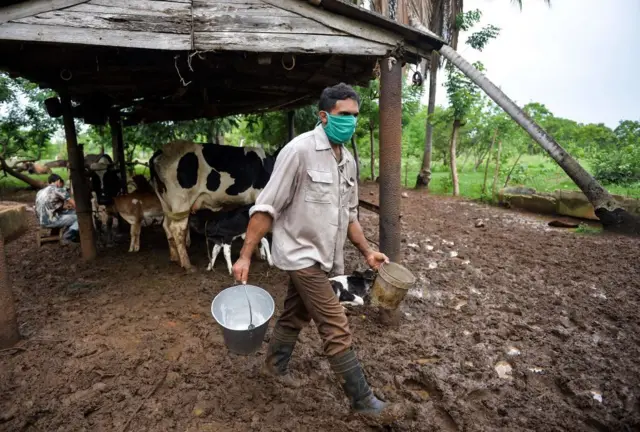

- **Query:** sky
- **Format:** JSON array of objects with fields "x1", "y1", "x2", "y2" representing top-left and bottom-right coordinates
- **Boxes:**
[{"x1": 430, "y1": 0, "x2": 640, "y2": 128}]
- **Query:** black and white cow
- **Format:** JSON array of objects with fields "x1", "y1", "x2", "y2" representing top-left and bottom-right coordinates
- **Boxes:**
[
  {"x1": 149, "y1": 140, "x2": 280, "y2": 270},
  {"x1": 189, "y1": 205, "x2": 273, "y2": 275},
  {"x1": 329, "y1": 269, "x2": 377, "y2": 307},
  {"x1": 88, "y1": 155, "x2": 123, "y2": 206}
]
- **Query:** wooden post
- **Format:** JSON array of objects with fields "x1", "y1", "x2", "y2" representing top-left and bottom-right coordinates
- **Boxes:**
[
  {"x1": 109, "y1": 111, "x2": 128, "y2": 233},
  {"x1": 60, "y1": 92, "x2": 97, "y2": 261},
  {"x1": 378, "y1": 56, "x2": 402, "y2": 262},
  {"x1": 109, "y1": 111, "x2": 127, "y2": 195},
  {"x1": 0, "y1": 231, "x2": 19, "y2": 348},
  {"x1": 287, "y1": 110, "x2": 295, "y2": 142}
]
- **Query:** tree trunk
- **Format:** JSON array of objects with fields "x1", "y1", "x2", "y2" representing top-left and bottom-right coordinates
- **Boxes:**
[
  {"x1": 482, "y1": 129, "x2": 498, "y2": 195},
  {"x1": 208, "y1": 122, "x2": 216, "y2": 143},
  {"x1": 0, "y1": 231, "x2": 20, "y2": 348},
  {"x1": 504, "y1": 151, "x2": 524, "y2": 188},
  {"x1": 450, "y1": 119, "x2": 460, "y2": 196},
  {"x1": 416, "y1": 51, "x2": 439, "y2": 189},
  {"x1": 351, "y1": 136, "x2": 360, "y2": 183},
  {"x1": 287, "y1": 111, "x2": 295, "y2": 141},
  {"x1": 0, "y1": 157, "x2": 46, "y2": 189},
  {"x1": 369, "y1": 122, "x2": 376, "y2": 181},
  {"x1": 439, "y1": 45, "x2": 638, "y2": 233},
  {"x1": 492, "y1": 140, "x2": 503, "y2": 199}
]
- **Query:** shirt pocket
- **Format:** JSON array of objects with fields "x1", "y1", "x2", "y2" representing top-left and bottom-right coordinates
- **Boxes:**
[{"x1": 305, "y1": 169, "x2": 333, "y2": 204}]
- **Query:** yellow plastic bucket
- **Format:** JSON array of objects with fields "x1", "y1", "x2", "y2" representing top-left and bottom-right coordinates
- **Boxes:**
[{"x1": 370, "y1": 262, "x2": 416, "y2": 310}]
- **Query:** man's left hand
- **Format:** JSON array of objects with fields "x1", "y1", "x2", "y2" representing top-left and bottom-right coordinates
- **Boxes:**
[{"x1": 365, "y1": 250, "x2": 389, "y2": 270}]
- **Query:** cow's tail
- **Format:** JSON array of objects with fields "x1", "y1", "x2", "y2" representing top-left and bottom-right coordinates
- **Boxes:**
[{"x1": 149, "y1": 150, "x2": 166, "y2": 194}]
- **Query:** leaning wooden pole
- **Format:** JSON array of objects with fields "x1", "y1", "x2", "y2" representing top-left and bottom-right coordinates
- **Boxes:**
[
  {"x1": 0, "y1": 230, "x2": 19, "y2": 348},
  {"x1": 378, "y1": 56, "x2": 402, "y2": 261},
  {"x1": 439, "y1": 45, "x2": 638, "y2": 233},
  {"x1": 60, "y1": 92, "x2": 97, "y2": 260}
]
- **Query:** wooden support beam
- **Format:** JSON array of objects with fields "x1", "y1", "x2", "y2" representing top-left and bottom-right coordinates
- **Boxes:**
[
  {"x1": 0, "y1": 0, "x2": 89, "y2": 24},
  {"x1": 109, "y1": 111, "x2": 127, "y2": 195},
  {"x1": 378, "y1": 56, "x2": 402, "y2": 262},
  {"x1": 0, "y1": 23, "x2": 191, "y2": 50},
  {"x1": 109, "y1": 111, "x2": 128, "y2": 233},
  {"x1": 60, "y1": 91, "x2": 97, "y2": 261}
]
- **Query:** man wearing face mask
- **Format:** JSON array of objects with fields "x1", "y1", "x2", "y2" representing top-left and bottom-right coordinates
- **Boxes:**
[{"x1": 233, "y1": 83, "x2": 396, "y2": 418}]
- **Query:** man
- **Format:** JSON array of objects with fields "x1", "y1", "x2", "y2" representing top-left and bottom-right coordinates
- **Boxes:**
[
  {"x1": 35, "y1": 174, "x2": 79, "y2": 244},
  {"x1": 233, "y1": 83, "x2": 393, "y2": 417}
]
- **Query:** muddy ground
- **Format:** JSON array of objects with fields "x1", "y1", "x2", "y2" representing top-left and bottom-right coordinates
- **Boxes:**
[{"x1": 1, "y1": 182, "x2": 639, "y2": 432}]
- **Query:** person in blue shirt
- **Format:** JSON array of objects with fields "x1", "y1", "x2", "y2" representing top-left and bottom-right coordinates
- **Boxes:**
[{"x1": 34, "y1": 174, "x2": 79, "y2": 244}]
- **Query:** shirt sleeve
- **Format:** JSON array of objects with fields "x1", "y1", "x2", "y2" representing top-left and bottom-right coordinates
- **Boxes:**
[
  {"x1": 54, "y1": 187, "x2": 69, "y2": 201},
  {"x1": 348, "y1": 164, "x2": 359, "y2": 224},
  {"x1": 249, "y1": 144, "x2": 300, "y2": 220}
]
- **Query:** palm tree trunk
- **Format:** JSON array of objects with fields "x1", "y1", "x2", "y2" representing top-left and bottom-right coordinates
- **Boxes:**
[
  {"x1": 450, "y1": 119, "x2": 460, "y2": 196},
  {"x1": 416, "y1": 51, "x2": 439, "y2": 189},
  {"x1": 439, "y1": 45, "x2": 638, "y2": 233}
]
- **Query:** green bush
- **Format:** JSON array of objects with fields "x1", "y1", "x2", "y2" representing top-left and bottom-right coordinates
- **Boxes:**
[{"x1": 591, "y1": 145, "x2": 640, "y2": 185}]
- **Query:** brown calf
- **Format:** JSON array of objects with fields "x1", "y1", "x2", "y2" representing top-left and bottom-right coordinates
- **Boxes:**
[
  {"x1": 100, "y1": 175, "x2": 164, "y2": 252},
  {"x1": 110, "y1": 190, "x2": 164, "y2": 252}
]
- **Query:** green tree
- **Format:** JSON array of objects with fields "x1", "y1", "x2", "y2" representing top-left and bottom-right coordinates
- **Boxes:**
[{"x1": 443, "y1": 10, "x2": 499, "y2": 195}]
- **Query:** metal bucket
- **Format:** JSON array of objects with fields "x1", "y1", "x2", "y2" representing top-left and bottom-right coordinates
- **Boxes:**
[
  {"x1": 211, "y1": 285, "x2": 275, "y2": 355},
  {"x1": 370, "y1": 262, "x2": 416, "y2": 310}
]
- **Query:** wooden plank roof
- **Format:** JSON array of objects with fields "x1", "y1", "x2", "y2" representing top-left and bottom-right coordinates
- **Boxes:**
[{"x1": 0, "y1": 0, "x2": 445, "y2": 125}]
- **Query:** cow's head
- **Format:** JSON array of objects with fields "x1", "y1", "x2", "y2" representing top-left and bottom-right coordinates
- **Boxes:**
[{"x1": 88, "y1": 158, "x2": 122, "y2": 205}]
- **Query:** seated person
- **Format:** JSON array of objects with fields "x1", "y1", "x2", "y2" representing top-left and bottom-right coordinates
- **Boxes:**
[{"x1": 35, "y1": 174, "x2": 79, "y2": 243}]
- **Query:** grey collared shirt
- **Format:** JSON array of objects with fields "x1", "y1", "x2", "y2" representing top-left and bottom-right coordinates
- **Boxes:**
[{"x1": 250, "y1": 124, "x2": 358, "y2": 275}]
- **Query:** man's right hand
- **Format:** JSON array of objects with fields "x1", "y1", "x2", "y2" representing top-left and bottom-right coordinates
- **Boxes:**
[{"x1": 233, "y1": 256, "x2": 251, "y2": 284}]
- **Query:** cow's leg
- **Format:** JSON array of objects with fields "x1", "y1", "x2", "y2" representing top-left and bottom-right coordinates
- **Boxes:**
[
  {"x1": 129, "y1": 220, "x2": 142, "y2": 252},
  {"x1": 135, "y1": 221, "x2": 142, "y2": 252},
  {"x1": 223, "y1": 243, "x2": 233, "y2": 276},
  {"x1": 171, "y1": 218, "x2": 193, "y2": 270},
  {"x1": 162, "y1": 217, "x2": 179, "y2": 262},
  {"x1": 186, "y1": 225, "x2": 191, "y2": 248},
  {"x1": 106, "y1": 213, "x2": 114, "y2": 246},
  {"x1": 260, "y1": 237, "x2": 273, "y2": 267},
  {"x1": 128, "y1": 221, "x2": 137, "y2": 252},
  {"x1": 132, "y1": 203, "x2": 143, "y2": 252},
  {"x1": 207, "y1": 244, "x2": 222, "y2": 271}
]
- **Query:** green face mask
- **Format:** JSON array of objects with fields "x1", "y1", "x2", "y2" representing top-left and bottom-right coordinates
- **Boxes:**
[{"x1": 320, "y1": 112, "x2": 357, "y2": 145}]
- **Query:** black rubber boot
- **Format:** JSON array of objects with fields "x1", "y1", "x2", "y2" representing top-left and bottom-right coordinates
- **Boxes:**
[
  {"x1": 329, "y1": 348, "x2": 392, "y2": 416},
  {"x1": 262, "y1": 325, "x2": 302, "y2": 388}
]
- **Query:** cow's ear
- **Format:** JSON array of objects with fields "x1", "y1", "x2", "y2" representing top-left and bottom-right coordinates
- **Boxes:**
[{"x1": 352, "y1": 270, "x2": 363, "y2": 278}]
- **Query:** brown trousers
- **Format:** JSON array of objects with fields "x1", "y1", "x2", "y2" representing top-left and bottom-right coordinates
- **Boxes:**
[{"x1": 276, "y1": 264, "x2": 352, "y2": 357}]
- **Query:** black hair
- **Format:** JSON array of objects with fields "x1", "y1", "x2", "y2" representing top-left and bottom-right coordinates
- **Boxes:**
[
  {"x1": 48, "y1": 174, "x2": 63, "y2": 184},
  {"x1": 318, "y1": 83, "x2": 360, "y2": 112}
]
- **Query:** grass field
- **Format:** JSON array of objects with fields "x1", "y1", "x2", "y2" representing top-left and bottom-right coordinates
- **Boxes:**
[
  {"x1": 365, "y1": 154, "x2": 640, "y2": 200},
  {"x1": 1, "y1": 155, "x2": 638, "y2": 201}
]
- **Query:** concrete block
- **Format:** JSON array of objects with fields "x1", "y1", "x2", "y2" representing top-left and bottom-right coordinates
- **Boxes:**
[
  {"x1": 500, "y1": 192, "x2": 558, "y2": 215},
  {"x1": 0, "y1": 205, "x2": 29, "y2": 243}
]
